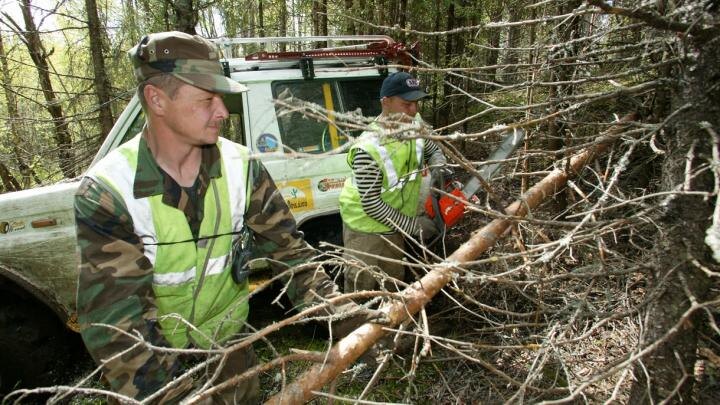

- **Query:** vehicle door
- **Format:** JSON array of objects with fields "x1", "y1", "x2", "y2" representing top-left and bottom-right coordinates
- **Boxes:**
[{"x1": 255, "y1": 76, "x2": 384, "y2": 224}]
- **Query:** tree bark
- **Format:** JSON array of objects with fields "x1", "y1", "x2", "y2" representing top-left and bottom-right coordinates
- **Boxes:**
[
  {"x1": 343, "y1": 0, "x2": 355, "y2": 34},
  {"x1": 628, "y1": 6, "x2": 719, "y2": 402},
  {"x1": 438, "y1": 1, "x2": 457, "y2": 129},
  {"x1": 397, "y1": 0, "x2": 407, "y2": 27},
  {"x1": 375, "y1": 0, "x2": 385, "y2": 27},
  {"x1": 386, "y1": 0, "x2": 398, "y2": 27},
  {"x1": 0, "y1": 32, "x2": 39, "y2": 188},
  {"x1": 312, "y1": 0, "x2": 319, "y2": 36},
  {"x1": 438, "y1": 1, "x2": 467, "y2": 129},
  {"x1": 431, "y1": 0, "x2": 441, "y2": 125},
  {"x1": 19, "y1": 0, "x2": 75, "y2": 178},
  {"x1": 245, "y1": 2, "x2": 256, "y2": 37},
  {"x1": 357, "y1": 0, "x2": 368, "y2": 35},
  {"x1": 0, "y1": 162, "x2": 21, "y2": 193},
  {"x1": 278, "y1": 0, "x2": 287, "y2": 51},
  {"x1": 397, "y1": 0, "x2": 407, "y2": 42},
  {"x1": 546, "y1": 0, "x2": 581, "y2": 164},
  {"x1": 504, "y1": 5, "x2": 523, "y2": 79},
  {"x1": 85, "y1": 0, "x2": 115, "y2": 144},
  {"x1": 258, "y1": 0, "x2": 265, "y2": 37},
  {"x1": 320, "y1": 0, "x2": 328, "y2": 37},
  {"x1": 124, "y1": 0, "x2": 141, "y2": 46},
  {"x1": 170, "y1": 0, "x2": 198, "y2": 34},
  {"x1": 310, "y1": 0, "x2": 328, "y2": 45},
  {"x1": 486, "y1": 5, "x2": 503, "y2": 83}
]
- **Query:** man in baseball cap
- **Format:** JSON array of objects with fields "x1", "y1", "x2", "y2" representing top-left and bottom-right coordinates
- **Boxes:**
[
  {"x1": 76, "y1": 31, "x2": 383, "y2": 403},
  {"x1": 379, "y1": 71, "x2": 429, "y2": 101},
  {"x1": 129, "y1": 30, "x2": 247, "y2": 94},
  {"x1": 339, "y1": 71, "x2": 447, "y2": 293}
]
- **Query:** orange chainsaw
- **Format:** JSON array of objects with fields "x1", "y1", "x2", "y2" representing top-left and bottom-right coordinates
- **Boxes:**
[{"x1": 425, "y1": 128, "x2": 526, "y2": 228}]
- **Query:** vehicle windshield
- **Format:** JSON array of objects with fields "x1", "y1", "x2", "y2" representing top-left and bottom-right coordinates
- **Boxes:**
[{"x1": 272, "y1": 77, "x2": 383, "y2": 154}]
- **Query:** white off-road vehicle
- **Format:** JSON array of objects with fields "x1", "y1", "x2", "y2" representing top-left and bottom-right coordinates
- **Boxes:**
[{"x1": 0, "y1": 35, "x2": 416, "y2": 392}]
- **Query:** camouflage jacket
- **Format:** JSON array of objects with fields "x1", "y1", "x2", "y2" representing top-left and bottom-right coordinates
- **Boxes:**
[{"x1": 75, "y1": 132, "x2": 340, "y2": 401}]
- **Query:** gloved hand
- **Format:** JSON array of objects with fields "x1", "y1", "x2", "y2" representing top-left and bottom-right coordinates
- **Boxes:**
[
  {"x1": 414, "y1": 214, "x2": 439, "y2": 239},
  {"x1": 329, "y1": 301, "x2": 391, "y2": 338},
  {"x1": 430, "y1": 166, "x2": 454, "y2": 185}
]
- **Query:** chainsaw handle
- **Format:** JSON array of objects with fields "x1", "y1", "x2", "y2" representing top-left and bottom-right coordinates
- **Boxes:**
[{"x1": 429, "y1": 192, "x2": 445, "y2": 233}]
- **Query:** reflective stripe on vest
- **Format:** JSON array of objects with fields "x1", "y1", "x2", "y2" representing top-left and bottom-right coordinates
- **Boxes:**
[
  {"x1": 372, "y1": 131, "x2": 424, "y2": 192},
  {"x1": 86, "y1": 134, "x2": 251, "y2": 349}
]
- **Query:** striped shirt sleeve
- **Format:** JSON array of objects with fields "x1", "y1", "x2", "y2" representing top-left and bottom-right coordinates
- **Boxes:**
[
  {"x1": 351, "y1": 149, "x2": 417, "y2": 234},
  {"x1": 423, "y1": 140, "x2": 446, "y2": 167}
]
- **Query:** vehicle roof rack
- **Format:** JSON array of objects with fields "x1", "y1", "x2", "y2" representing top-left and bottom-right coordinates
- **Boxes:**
[{"x1": 213, "y1": 35, "x2": 418, "y2": 76}]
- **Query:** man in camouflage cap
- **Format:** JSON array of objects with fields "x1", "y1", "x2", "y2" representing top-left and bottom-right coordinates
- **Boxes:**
[
  {"x1": 130, "y1": 31, "x2": 247, "y2": 94},
  {"x1": 75, "y1": 31, "x2": 377, "y2": 403}
]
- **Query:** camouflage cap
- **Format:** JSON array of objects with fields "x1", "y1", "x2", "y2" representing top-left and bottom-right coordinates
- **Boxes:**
[{"x1": 129, "y1": 31, "x2": 247, "y2": 94}]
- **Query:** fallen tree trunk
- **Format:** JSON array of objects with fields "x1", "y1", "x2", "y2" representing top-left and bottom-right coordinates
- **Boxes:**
[{"x1": 266, "y1": 115, "x2": 637, "y2": 404}]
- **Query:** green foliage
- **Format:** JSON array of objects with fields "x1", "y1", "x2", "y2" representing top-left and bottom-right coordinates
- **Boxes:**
[{"x1": 0, "y1": 0, "x2": 651, "y2": 187}]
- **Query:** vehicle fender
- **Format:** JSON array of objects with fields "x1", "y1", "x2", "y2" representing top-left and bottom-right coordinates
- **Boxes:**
[
  {"x1": 0, "y1": 263, "x2": 71, "y2": 328},
  {"x1": 294, "y1": 208, "x2": 341, "y2": 228}
]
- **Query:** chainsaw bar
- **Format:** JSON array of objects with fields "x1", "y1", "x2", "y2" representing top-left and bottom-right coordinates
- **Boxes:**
[{"x1": 461, "y1": 128, "x2": 526, "y2": 197}]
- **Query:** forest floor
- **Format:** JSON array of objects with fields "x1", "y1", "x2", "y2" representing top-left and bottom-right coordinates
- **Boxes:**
[{"x1": 11, "y1": 139, "x2": 719, "y2": 404}]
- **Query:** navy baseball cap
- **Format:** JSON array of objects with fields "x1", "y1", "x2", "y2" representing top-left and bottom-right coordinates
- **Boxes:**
[{"x1": 380, "y1": 72, "x2": 428, "y2": 101}]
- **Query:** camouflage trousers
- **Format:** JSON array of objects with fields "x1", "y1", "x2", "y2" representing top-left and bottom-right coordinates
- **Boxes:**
[
  {"x1": 193, "y1": 343, "x2": 261, "y2": 404},
  {"x1": 342, "y1": 224, "x2": 406, "y2": 292}
]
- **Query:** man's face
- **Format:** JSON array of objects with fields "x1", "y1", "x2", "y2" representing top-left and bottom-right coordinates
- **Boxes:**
[
  {"x1": 162, "y1": 84, "x2": 229, "y2": 146},
  {"x1": 381, "y1": 95, "x2": 419, "y2": 123}
]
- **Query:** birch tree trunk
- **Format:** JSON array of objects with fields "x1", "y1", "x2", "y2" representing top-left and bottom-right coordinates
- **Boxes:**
[
  {"x1": 0, "y1": 32, "x2": 38, "y2": 189},
  {"x1": 19, "y1": 0, "x2": 75, "y2": 178}
]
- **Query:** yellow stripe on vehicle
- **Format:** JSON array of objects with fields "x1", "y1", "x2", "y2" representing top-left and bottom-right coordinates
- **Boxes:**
[{"x1": 322, "y1": 82, "x2": 342, "y2": 149}]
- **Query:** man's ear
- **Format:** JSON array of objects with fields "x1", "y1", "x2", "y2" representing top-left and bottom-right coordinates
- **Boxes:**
[
  {"x1": 143, "y1": 84, "x2": 167, "y2": 116},
  {"x1": 380, "y1": 96, "x2": 389, "y2": 112}
]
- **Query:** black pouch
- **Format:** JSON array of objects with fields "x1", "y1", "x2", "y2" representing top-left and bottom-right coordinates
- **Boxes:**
[{"x1": 231, "y1": 226, "x2": 253, "y2": 284}]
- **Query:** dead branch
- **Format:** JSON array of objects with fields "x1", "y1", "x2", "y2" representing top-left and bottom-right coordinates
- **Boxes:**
[
  {"x1": 265, "y1": 114, "x2": 637, "y2": 404},
  {"x1": 586, "y1": 0, "x2": 720, "y2": 41}
]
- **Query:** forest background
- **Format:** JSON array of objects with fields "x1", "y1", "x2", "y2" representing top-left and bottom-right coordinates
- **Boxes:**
[{"x1": 1, "y1": 0, "x2": 719, "y2": 403}]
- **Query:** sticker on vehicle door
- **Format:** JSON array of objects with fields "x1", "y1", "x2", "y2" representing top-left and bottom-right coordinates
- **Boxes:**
[
  {"x1": 277, "y1": 179, "x2": 314, "y2": 212},
  {"x1": 256, "y1": 133, "x2": 279, "y2": 153},
  {"x1": 317, "y1": 177, "x2": 346, "y2": 192},
  {"x1": 0, "y1": 221, "x2": 25, "y2": 233}
]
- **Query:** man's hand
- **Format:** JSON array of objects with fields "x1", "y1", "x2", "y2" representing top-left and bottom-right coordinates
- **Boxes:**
[
  {"x1": 430, "y1": 166, "x2": 453, "y2": 185},
  {"x1": 414, "y1": 214, "x2": 439, "y2": 240}
]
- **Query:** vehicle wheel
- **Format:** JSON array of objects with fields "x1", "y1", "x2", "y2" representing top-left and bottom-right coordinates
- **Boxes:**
[
  {"x1": 0, "y1": 294, "x2": 85, "y2": 397},
  {"x1": 300, "y1": 215, "x2": 343, "y2": 250},
  {"x1": 299, "y1": 216, "x2": 344, "y2": 282}
]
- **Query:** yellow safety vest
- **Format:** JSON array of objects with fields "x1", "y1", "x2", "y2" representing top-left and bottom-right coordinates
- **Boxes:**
[
  {"x1": 87, "y1": 134, "x2": 252, "y2": 348},
  {"x1": 339, "y1": 121, "x2": 424, "y2": 233}
]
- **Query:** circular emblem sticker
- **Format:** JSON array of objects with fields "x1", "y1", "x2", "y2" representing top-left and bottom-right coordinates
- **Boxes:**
[{"x1": 256, "y1": 133, "x2": 279, "y2": 153}]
